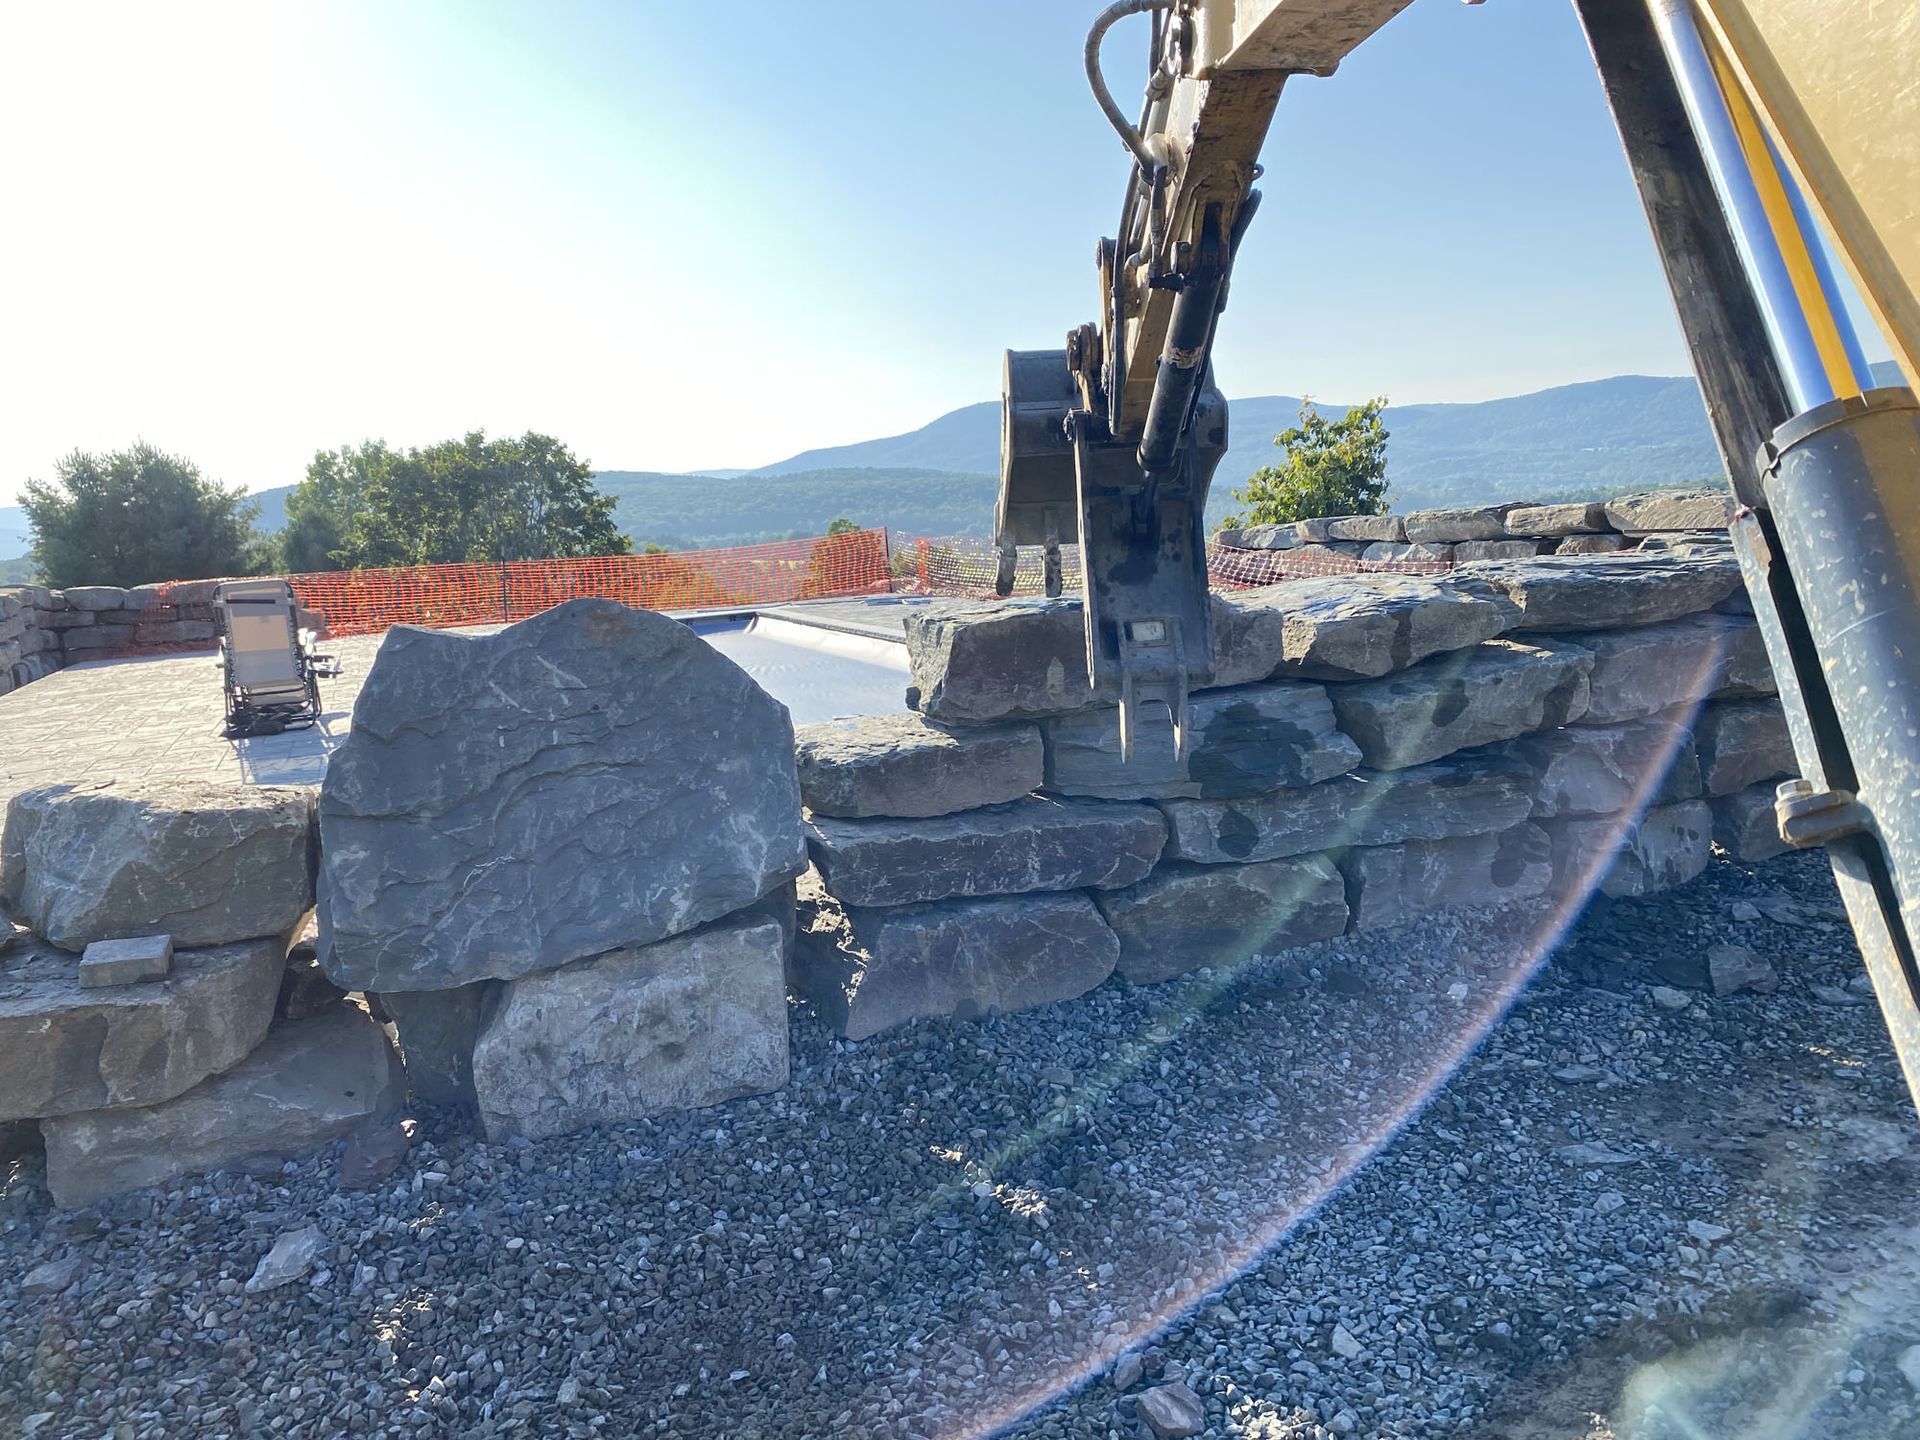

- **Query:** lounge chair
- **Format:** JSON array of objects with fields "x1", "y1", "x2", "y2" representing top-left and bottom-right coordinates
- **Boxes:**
[{"x1": 214, "y1": 579, "x2": 341, "y2": 737}]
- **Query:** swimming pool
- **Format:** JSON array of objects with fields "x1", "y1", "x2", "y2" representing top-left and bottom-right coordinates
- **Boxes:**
[{"x1": 688, "y1": 613, "x2": 911, "y2": 725}]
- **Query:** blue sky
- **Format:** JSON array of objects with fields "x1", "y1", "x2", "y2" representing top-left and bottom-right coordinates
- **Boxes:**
[{"x1": 2, "y1": 1, "x2": 1712, "y2": 503}]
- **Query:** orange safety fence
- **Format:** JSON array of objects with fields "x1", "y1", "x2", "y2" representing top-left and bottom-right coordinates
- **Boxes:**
[{"x1": 239, "y1": 528, "x2": 896, "y2": 639}]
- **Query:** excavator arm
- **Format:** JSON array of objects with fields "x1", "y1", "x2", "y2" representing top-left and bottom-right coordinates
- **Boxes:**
[{"x1": 995, "y1": 0, "x2": 1414, "y2": 761}]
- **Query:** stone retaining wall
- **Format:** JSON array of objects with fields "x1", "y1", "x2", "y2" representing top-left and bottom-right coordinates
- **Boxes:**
[
  {"x1": 790, "y1": 542, "x2": 1794, "y2": 1040},
  {"x1": 0, "y1": 583, "x2": 219, "y2": 696},
  {"x1": 1216, "y1": 488, "x2": 1735, "y2": 570}
]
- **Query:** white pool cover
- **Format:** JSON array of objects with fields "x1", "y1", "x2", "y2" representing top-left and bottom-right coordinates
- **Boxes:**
[{"x1": 689, "y1": 614, "x2": 910, "y2": 726}]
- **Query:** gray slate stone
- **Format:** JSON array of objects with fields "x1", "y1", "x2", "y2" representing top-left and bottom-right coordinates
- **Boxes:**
[
  {"x1": 1511, "y1": 718, "x2": 1701, "y2": 818},
  {"x1": 60, "y1": 585, "x2": 132, "y2": 612},
  {"x1": 316, "y1": 599, "x2": 805, "y2": 992},
  {"x1": 1710, "y1": 781, "x2": 1789, "y2": 862},
  {"x1": 1552, "y1": 613, "x2": 1774, "y2": 724},
  {"x1": 1402, "y1": 506, "x2": 1512, "y2": 543},
  {"x1": 1043, "y1": 680, "x2": 1359, "y2": 800},
  {"x1": 375, "y1": 983, "x2": 498, "y2": 1111},
  {"x1": 1136, "y1": 1382, "x2": 1206, "y2": 1438},
  {"x1": 0, "y1": 931, "x2": 288, "y2": 1120},
  {"x1": 1159, "y1": 747, "x2": 1535, "y2": 864},
  {"x1": 1094, "y1": 855, "x2": 1348, "y2": 984},
  {"x1": 807, "y1": 795, "x2": 1164, "y2": 907},
  {"x1": 1328, "y1": 638, "x2": 1593, "y2": 770},
  {"x1": 1547, "y1": 800, "x2": 1713, "y2": 899},
  {"x1": 1342, "y1": 824, "x2": 1554, "y2": 929},
  {"x1": 1218, "y1": 522, "x2": 1305, "y2": 550},
  {"x1": 1695, "y1": 699, "x2": 1796, "y2": 796},
  {"x1": 470, "y1": 911, "x2": 790, "y2": 1142},
  {"x1": 794, "y1": 887, "x2": 1118, "y2": 1040},
  {"x1": 78, "y1": 934, "x2": 173, "y2": 988},
  {"x1": 1605, "y1": 489, "x2": 1735, "y2": 534},
  {"x1": 1453, "y1": 539, "x2": 1544, "y2": 563},
  {"x1": 2, "y1": 780, "x2": 314, "y2": 952},
  {"x1": 1325, "y1": 514, "x2": 1405, "y2": 542},
  {"x1": 40, "y1": 1004, "x2": 404, "y2": 1207},
  {"x1": 1361, "y1": 541, "x2": 1454, "y2": 566},
  {"x1": 1457, "y1": 552, "x2": 1742, "y2": 631},
  {"x1": 1709, "y1": 943, "x2": 1778, "y2": 996},
  {"x1": 1210, "y1": 573, "x2": 1518, "y2": 684},
  {"x1": 1556, "y1": 534, "x2": 1628, "y2": 555},
  {"x1": 906, "y1": 598, "x2": 1102, "y2": 720},
  {"x1": 794, "y1": 713, "x2": 1041, "y2": 819},
  {"x1": 1504, "y1": 502, "x2": 1609, "y2": 536}
]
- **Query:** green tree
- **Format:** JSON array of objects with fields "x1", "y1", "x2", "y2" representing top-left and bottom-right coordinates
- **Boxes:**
[
  {"x1": 21, "y1": 443, "x2": 261, "y2": 587},
  {"x1": 826, "y1": 516, "x2": 860, "y2": 535},
  {"x1": 277, "y1": 440, "x2": 392, "y2": 572},
  {"x1": 1223, "y1": 397, "x2": 1391, "y2": 527},
  {"x1": 329, "y1": 430, "x2": 631, "y2": 568}
]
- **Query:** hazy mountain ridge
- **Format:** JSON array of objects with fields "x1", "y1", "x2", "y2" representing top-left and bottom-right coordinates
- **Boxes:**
[{"x1": 2, "y1": 366, "x2": 1903, "y2": 566}]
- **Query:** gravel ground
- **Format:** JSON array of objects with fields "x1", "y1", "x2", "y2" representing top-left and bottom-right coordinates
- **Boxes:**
[{"x1": 5, "y1": 847, "x2": 1918, "y2": 1439}]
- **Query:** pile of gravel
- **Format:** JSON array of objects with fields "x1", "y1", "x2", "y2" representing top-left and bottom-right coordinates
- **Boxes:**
[{"x1": 4, "y1": 848, "x2": 1918, "y2": 1439}]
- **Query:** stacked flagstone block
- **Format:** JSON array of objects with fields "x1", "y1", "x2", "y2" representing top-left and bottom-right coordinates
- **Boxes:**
[
  {"x1": 795, "y1": 544, "x2": 1799, "y2": 1039},
  {"x1": 1215, "y1": 487, "x2": 1735, "y2": 569},
  {"x1": 0, "y1": 583, "x2": 221, "y2": 696},
  {"x1": 0, "y1": 778, "x2": 401, "y2": 1206}
]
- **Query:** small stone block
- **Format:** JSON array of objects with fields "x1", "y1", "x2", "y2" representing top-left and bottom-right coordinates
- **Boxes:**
[{"x1": 78, "y1": 935, "x2": 174, "y2": 988}]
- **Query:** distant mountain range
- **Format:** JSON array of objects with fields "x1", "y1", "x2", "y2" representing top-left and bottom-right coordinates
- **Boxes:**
[{"x1": 3, "y1": 365, "x2": 1904, "y2": 564}]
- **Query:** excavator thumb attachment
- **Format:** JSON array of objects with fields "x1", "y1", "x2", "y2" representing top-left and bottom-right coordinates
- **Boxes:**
[{"x1": 996, "y1": 347, "x2": 1227, "y2": 761}]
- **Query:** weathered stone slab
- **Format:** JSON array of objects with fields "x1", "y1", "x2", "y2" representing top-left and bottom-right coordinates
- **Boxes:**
[
  {"x1": 907, "y1": 598, "x2": 1102, "y2": 721},
  {"x1": 78, "y1": 935, "x2": 173, "y2": 988},
  {"x1": 1555, "y1": 535, "x2": 1628, "y2": 555},
  {"x1": 3, "y1": 780, "x2": 314, "y2": 952},
  {"x1": 316, "y1": 599, "x2": 805, "y2": 992},
  {"x1": 1546, "y1": 800, "x2": 1713, "y2": 899},
  {"x1": 807, "y1": 796, "x2": 1164, "y2": 907},
  {"x1": 1694, "y1": 699, "x2": 1795, "y2": 796},
  {"x1": 1403, "y1": 506, "x2": 1511, "y2": 543},
  {"x1": 40, "y1": 1004, "x2": 404, "y2": 1207},
  {"x1": 1043, "y1": 680, "x2": 1359, "y2": 800},
  {"x1": 1505, "y1": 502, "x2": 1609, "y2": 536},
  {"x1": 61, "y1": 624, "x2": 135, "y2": 652},
  {"x1": 375, "y1": 983, "x2": 497, "y2": 1111},
  {"x1": 1605, "y1": 489, "x2": 1735, "y2": 534},
  {"x1": 1457, "y1": 553, "x2": 1742, "y2": 631},
  {"x1": 1219, "y1": 523, "x2": 1305, "y2": 551},
  {"x1": 794, "y1": 887, "x2": 1118, "y2": 1040},
  {"x1": 1452, "y1": 539, "x2": 1544, "y2": 563},
  {"x1": 1553, "y1": 613, "x2": 1774, "y2": 724},
  {"x1": 1328, "y1": 639, "x2": 1593, "y2": 770},
  {"x1": 470, "y1": 911, "x2": 789, "y2": 1141},
  {"x1": 61, "y1": 585, "x2": 133, "y2": 612},
  {"x1": 1159, "y1": 748, "x2": 1535, "y2": 864},
  {"x1": 794, "y1": 714, "x2": 1041, "y2": 818},
  {"x1": 1325, "y1": 514, "x2": 1405, "y2": 542},
  {"x1": 1361, "y1": 541, "x2": 1454, "y2": 566},
  {"x1": 1094, "y1": 855, "x2": 1348, "y2": 984},
  {"x1": 0, "y1": 931, "x2": 288, "y2": 1120},
  {"x1": 1511, "y1": 718, "x2": 1701, "y2": 818},
  {"x1": 1210, "y1": 573, "x2": 1518, "y2": 685},
  {"x1": 1710, "y1": 782, "x2": 1789, "y2": 863},
  {"x1": 1342, "y1": 823, "x2": 1554, "y2": 930}
]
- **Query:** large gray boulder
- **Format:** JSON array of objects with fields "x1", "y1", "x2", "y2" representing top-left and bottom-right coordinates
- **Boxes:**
[
  {"x1": 1512, "y1": 718, "x2": 1701, "y2": 818},
  {"x1": 0, "y1": 931, "x2": 289, "y2": 1120},
  {"x1": 2, "y1": 780, "x2": 314, "y2": 952},
  {"x1": 907, "y1": 598, "x2": 1102, "y2": 721},
  {"x1": 1456, "y1": 553, "x2": 1742, "y2": 631},
  {"x1": 470, "y1": 910, "x2": 790, "y2": 1142},
  {"x1": 1605, "y1": 489, "x2": 1735, "y2": 534},
  {"x1": 1402, "y1": 506, "x2": 1512, "y2": 543},
  {"x1": 1552, "y1": 613, "x2": 1773, "y2": 724},
  {"x1": 1325, "y1": 515, "x2": 1405, "y2": 542},
  {"x1": 1328, "y1": 639, "x2": 1593, "y2": 770},
  {"x1": 316, "y1": 600, "x2": 806, "y2": 992},
  {"x1": 1342, "y1": 823, "x2": 1554, "y2": 930},
  {"x1": 807, "y1": 796, "x2": 1164, "y2": 907},
  {"x1": 1043, "y1": 680, "x2": 1359, "y2": 800},
  {"x1": 795, "y1": 714, "x2": 1042, "y2": 819},
  {"x1": 1504, "y1": 502, "x2": 1609, "y2": 536},
  {"x1": 1694, "y1": 699, "x2": 1796, "y2": 796},
  {"x1": 1159, "y1": 748, "x2": 1535, "y2": 864},
  {"x1": 40, "y1": 1003, "x2": 404, "y2": 1207},
  {"x1": 1094, "y1": 856, "x2": 1348, "y2": 984},
  {"x1": 794, "y1": 886, "x2": 1118, "y2": 1040},
  {"x1": 1209, "y1": 573, "x2": 1518, "y2": 684},
  {"x1": 1547, "y1": 800, "x2": 1713, "y2": 899}
]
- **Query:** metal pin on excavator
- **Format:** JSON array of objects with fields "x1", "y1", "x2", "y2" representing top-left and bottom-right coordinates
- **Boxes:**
[{"x1": 997, "y1": 0, "x2": 1920, "y2": 1106}]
